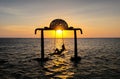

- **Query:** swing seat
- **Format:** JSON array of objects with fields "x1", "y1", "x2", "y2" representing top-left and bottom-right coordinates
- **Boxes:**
[{"x1": 48, "y1": 49, "x2": 66, "y2": 56}]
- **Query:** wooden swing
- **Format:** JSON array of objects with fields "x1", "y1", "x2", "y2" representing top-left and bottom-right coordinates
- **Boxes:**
[{"x1": 35, "y1": 19, "x2": 83, "y2": 62}]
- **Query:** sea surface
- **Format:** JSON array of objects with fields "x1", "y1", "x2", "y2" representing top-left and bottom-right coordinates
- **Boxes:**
[{"x1": 0, "y1": 38, "x2": 120, "y2": 79}]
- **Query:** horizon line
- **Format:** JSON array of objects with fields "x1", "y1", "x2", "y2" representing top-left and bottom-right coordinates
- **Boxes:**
[{"x1": 0, "y1": 37, "x2": 120, "y2": 39}]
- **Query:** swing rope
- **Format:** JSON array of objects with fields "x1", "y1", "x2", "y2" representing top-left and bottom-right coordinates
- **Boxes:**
[
  {"x1": 54, "y1": 30, "x2": 56, "y2": 50},
  {"x1": 62, "y1": 30, "x2": 64, "y2": 45}
]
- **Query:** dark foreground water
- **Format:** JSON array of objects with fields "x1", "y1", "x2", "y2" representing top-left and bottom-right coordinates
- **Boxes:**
[{"x1": 0, "y1": 38, "x2": 120, "y2": 79}]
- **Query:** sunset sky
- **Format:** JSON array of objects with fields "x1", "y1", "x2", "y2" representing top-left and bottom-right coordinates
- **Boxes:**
[{"x1": 0, "y1": 0, "x2": 120, "y2": 38}]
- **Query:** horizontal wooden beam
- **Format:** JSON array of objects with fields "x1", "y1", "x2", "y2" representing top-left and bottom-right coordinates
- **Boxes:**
[{"x1": 35, "y1": 27, "x2": 83, "y2": 34}]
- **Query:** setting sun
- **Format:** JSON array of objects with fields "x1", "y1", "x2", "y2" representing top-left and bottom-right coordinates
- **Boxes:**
[
  {"x1": 56, "y1": 30, "x2": 62, "y2": 34},
  {"x1": 56, "y1": 30, "x2": 63, "y2": 38}
]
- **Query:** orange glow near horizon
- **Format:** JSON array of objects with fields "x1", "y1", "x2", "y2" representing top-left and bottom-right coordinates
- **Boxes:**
[{"x1": 0, "y1": 22, "x2": 120, "y2": 38}]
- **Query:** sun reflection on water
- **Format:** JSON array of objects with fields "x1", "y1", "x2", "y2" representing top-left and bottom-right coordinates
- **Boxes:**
[
  {"x1": 41, "y1": 37, "x2": 75, "y2": 78},
  {"x1": 44, "y1": 50, "x2": 74, "y2": 78},
  {"x1": 55, "y1": 38, "x2": 64, "y2": 50}
]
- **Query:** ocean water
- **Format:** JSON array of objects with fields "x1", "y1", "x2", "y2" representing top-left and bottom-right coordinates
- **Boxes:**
[{"x1": 0, "y1": 38, "x2": 120, "y2": 79}]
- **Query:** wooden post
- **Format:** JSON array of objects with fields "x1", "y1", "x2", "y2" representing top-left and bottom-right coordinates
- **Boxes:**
[
  {"x1": 74, "y1": 30, "x2": 78, "y2": 58},
  {"x1": 41, "y1": 30, "x2": 44, "y2": 60}
]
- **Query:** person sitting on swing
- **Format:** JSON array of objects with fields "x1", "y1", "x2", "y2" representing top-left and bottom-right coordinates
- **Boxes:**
[
  {"x1": 54, "y1": 44, "x2": 66, "y2": 54},
  {"x1": 61, "y1": 44, "x2": 66, "y2": 51}
]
